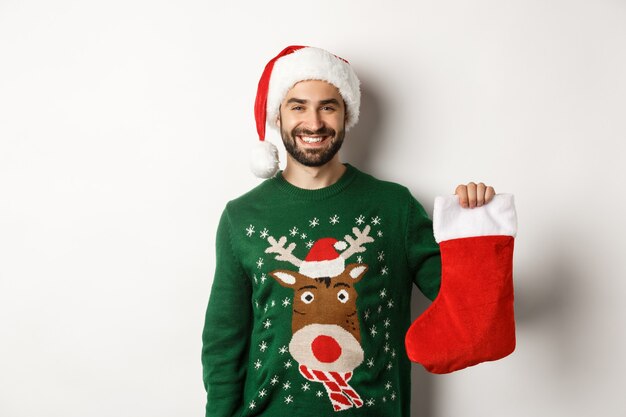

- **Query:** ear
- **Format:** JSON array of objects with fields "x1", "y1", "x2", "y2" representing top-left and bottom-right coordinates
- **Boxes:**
[
  {"x1": 344, "y1": 263, "x2": 368, "y2": 283},
  {"x1": 269, "y1": 269, "x2": 302, "y2": 288},
  {"x1": 276, "y1": 107, "x2": 282, "y2": 128}
]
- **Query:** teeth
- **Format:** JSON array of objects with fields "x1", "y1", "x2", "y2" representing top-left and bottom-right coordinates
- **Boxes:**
[{"x1": 301, "y1": 136, "x2": 324, "y2": 143}]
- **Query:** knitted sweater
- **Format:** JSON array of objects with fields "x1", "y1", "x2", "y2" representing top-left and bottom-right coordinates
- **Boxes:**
[{"x1": 202, "y1": 163, "x2": 441, "y2": 417}]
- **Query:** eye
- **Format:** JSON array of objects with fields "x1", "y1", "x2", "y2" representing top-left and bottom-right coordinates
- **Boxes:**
[
  {"x1": 337, "y1": 289, "x2": 349, "y2": 303},
  {"x1": 301, "y1": 291, "x2": 315, "y2": 304},
  {"x1": 291, "y1": 105, "x2": 304, "y2": 111}
]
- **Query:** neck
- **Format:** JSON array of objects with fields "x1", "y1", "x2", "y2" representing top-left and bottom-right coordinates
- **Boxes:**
[{"x1": 281, "y1": 155, "x2": 347, "y2": 190}]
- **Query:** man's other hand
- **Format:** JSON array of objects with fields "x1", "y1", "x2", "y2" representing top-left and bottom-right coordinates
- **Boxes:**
[{"x1": 455, "y1": 182, "x2": 496, "y2": 208}]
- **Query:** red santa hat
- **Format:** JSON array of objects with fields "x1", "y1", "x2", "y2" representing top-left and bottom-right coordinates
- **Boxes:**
[
  {"x1": 250, "y1": 45, "x2": 361, "y2": 178},
  {"x1": 299, "y1": 237, "x2": 348, "y2": 279}
]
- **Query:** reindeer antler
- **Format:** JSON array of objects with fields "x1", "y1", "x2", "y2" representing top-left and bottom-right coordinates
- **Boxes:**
[
  {"x1": 265, "y1": 236, "x2": 303, "y2": 267},
  {"x1": 340, "y1": 225, "x2": 374, "y2": 260}
]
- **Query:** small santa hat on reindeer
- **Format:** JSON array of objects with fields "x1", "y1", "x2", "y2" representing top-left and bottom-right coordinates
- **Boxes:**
[
  {"x1": 298, "y1": 237, "x2": 348, "y2": 279},
  {"x1": 250, "y1": 45, "x2": 361, "y2": 178}
]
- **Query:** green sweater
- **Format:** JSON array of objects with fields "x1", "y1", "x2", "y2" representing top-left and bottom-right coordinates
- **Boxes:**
[{"x1": 202, "y1": 163, "x2": 441, "y2": 417}]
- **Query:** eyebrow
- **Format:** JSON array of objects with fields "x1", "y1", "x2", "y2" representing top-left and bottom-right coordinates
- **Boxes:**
[
  {"x1": 286, "y1": 98, "x2": 341, "y2": 106},
  {"x1": 298, "y1": 285, "x2": 318, "y2": 291}
]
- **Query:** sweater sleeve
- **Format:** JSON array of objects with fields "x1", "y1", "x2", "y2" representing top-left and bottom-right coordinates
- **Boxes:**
[
  {"x1": 201, "y1": 207, "x2": 252, "y2": 417},
  {"x1": 405, "y1": 192, "x2": 442, "y2": 301}
]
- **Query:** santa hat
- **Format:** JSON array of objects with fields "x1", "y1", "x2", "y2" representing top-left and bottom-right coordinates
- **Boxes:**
[
  {"x1": 250, "y1": 45, "x2": 361, "y2": 178},
  {"x1": 299, "y1": 237, "x2": 348, "y2": 279}
]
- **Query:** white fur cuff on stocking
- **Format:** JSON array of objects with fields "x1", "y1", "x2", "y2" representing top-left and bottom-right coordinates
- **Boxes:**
[{"x1": 433, "y1": 194, "x2": 517, "y2": 243}]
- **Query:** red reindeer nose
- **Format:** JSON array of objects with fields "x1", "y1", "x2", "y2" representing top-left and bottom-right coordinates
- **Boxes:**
[{"x1": 311, "y1": 335, "x2": 342, "y2": 363}]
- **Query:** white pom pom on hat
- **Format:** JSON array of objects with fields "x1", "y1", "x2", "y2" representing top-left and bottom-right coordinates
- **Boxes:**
[
  {"x1": 250, "y1": 140, "x2": 279, "y2": 179},
  {"x1": 250, "y1": 45, "x2": 361, "y2": 178}
]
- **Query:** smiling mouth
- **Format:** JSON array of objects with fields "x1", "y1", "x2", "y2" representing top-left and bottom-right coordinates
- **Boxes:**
[{"x1": 297, "y1": 135, "x2": 330, "y2": 146}]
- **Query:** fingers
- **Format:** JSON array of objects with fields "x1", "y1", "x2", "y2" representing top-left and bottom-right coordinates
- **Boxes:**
[
  {"x1": 455, "y1": 184, "x2": 469, "y2": 208},
  {"x1": 455, "y1": 182, "x2": 496, "y2": 208},
  {"x1": 485, "y1": 185, "x2": 496, "y2": 203},
  {"x1": 476, "y1": 182, "x2": 485, "y2": 207},
  {"x1": 467, "y1": 182, "x2": 477, "y2": 208}
]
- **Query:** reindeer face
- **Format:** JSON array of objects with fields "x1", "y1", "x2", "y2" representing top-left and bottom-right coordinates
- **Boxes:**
[{"x1": 269, "y1": 263, "x2": 368, "y2": 372}]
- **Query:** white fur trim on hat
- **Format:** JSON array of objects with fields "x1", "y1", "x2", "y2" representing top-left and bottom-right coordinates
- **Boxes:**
[
  {"x1": 299, "y1": 257, "x2": 346, "y2": 279},
  {"x1": 266, "y1": 47, "x2": 361, "y2": 131}
]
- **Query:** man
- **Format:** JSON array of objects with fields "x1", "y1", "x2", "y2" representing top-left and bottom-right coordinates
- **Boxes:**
[{"x1": 202, "y1": 46, "x2": 515, "y2": 416}]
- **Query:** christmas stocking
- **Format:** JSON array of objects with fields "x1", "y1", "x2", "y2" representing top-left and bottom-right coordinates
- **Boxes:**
[{"x1": 405, "y1": 194, "x2": 517, "y2": 374}]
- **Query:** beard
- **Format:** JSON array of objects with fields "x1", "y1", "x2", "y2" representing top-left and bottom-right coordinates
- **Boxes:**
[{"x1": 280, "y1": 123, "x2": 346, "y2": 167}]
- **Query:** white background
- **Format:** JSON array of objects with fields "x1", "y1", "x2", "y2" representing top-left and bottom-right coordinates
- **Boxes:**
[{"x1": 1, "y1": 1, "x2": 625, "y2": 416}]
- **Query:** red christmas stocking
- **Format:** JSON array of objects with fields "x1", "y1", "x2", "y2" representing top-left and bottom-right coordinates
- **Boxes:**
[{"x1": 405, "y1": 194, "x2": 517, "y2": 374}]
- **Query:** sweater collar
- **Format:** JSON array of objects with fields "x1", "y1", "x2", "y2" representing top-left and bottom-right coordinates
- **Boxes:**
[{"x1": 270, "y1": 163, "x2": 358, "y2": 200}]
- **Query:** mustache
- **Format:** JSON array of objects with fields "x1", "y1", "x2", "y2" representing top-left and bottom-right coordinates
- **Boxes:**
[{"x1": 292, "y1": 127, "x2": 336, "y2": 137}]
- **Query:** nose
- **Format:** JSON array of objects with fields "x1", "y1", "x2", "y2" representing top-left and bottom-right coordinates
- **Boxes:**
[
  {"x1": 311, "y1": 335, "x2": 342, "y2": 363},
  {"x1": 303, "y1": 110, "x2": 324, "y2": 132}
]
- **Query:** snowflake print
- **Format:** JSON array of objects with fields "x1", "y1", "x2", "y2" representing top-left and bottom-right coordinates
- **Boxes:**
[
  {"x1": 260, "y1": 273, "x2": 267, "y2": 284},
  {"x1": 279, "y1": 345, "x2": 288, "y2": 354},
  {"x1": 369, "y1": 325, "x2": 378, "y2": 337},
  {"x1": 377, "y1": 230, "x2": 383, "y2": 237},
  {"x1": 381, "y1": 266, "x2": 389, "y2": 275},
  {"x1": 256, "y1": 258, "x2": 264, "y2": 269},
  {"x1": 301, "y1": 382, "x2": 310, "y2": 391},
  {"x1": 391, "y1": 349, "x2": 397, "y2": 358},
  {"x1": 316, "y1": 390, "x2": 324, "y2": 397},
  {"x1": 263, "y1": 319, "x2": 272, "y2": 329},
  {"x1": 284, "y1": 360, "x2": 293, "y2": 369},
  {"x1": 281, "y1": 298, "x2": 291, "y2": 307},
  {"x1": 253, "y1": 274, "x2": 258, "y2": 284},
  {"x1": 366, "y1": 398, "x2": 375, "y2": 407},
  {"x1": 260, "y1": 228, "x2": 269, "y2": 239},
  {"x1": 364, "y1": 309, "x2": 370, "y2": 320},
  {"x1": 387, "y1": 362, "x2": 393, "y2": 370},
  {"x1": 259, "y1": 341, "x2": 268, "y2": 352},
  {"x1": 385, "y1": 381, "x2": 392, "y2": 390},
  {"x1": 249, "y1": 400, "x2": 256, "y2": 409},
  {"x1": 385, "y1": 332, "x2": 390, "y2": 340},
  {"x1": 259, "y1": 388, "x2": 267, "y2": 398},
  {"x1": 289, "y1": 226, "x2": 299, "y2": 236},
  {"x1": 270, "y1": 375, "x2": 279, "y2": 385},
  {"x1": 329, "y1": 214, "x2": 339, "y2": 225},
  {"x1": 264, "y1": 305, "x2": 268, "y2": 313},
  {"x1": 306, "y1": 240, "x2": 314, "y2": 249},
  {"x1": 254, "y1": 359, "x2": 262, "y2": 370},
  {"x1": 246, "y1": 225, "x2": 255, "y2": 237},
  {"x1": 300, "y1": 232, "x2": 307, "y2": 239},
  {"x1": 379, "y1": 288, "x2": 387, "y2": 299},
  {"x1": 284, "y1": 395, "x2": 293, "y2": 404},
  {"x1": 384, "y1": 343, "x2": 390, "y2": 353},
  {"x1": 378, "y1": 251, "x2": 385, "y2": 261},
  {"x1": 387, "y1": 299, "x2": 395, "y2": 308},
  {"x1": 382, "y1": 396, "x2": 387, "y2": 403},
  {"x1": 366, "y1": 358, "x2": 375, "y2": 368},
  {"x1": 377, "y1": 305, "x2": 383, "y2": 314},
  {"x1": 271, "y1": 300, "x2": 275, "y2": 307},
  {"x1": 355, "y1": 214, "x2": 365, "y2": 225},
  {"x1": 371, "y1": 216, "x2": 381, "y2": 225},
  {"x1": 283, "y1": 381, "x2": 291, "y2": 390},
  {"x1": 356, "y1": 255, "x2": 363, "y2": 263},
  {"x1": 309, "y1": 217, "x2": 319, "y2": 228},
  {"x1": 383, "y1": 318, "x2": 391, "y2": 327},
  {"x1": 391, "y1": 392, "x2": 397, "y2": 401}
]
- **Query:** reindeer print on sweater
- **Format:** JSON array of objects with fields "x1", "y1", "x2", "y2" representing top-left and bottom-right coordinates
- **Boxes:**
[
  {"x1": 267, "y1": 227, "x2": 374, "y2": 411},
  {"x1": 244, "y1": 211, "x2": 404, "y2": 413}
]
